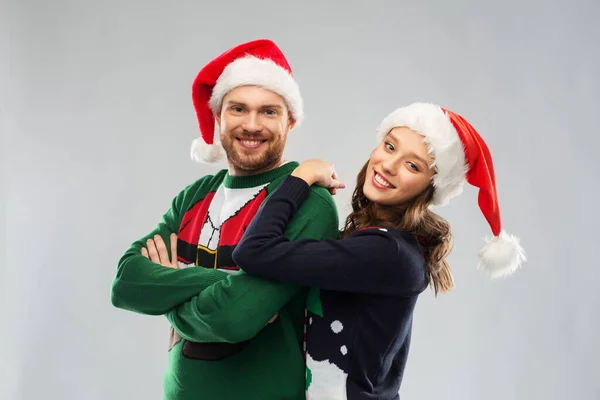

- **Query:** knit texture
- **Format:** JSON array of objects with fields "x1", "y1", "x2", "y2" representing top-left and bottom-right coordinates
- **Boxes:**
[
  {"x1": 233, "y1": 176, "x2": 429, "y2": 399},
  {"x1": 111, "y1": 163, "x2": 339, "y2": 400}
]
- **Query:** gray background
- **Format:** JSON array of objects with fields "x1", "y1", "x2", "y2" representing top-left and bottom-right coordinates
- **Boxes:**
[{"x1": 3, "y1": 0, "x2": 599, "y2": 399}]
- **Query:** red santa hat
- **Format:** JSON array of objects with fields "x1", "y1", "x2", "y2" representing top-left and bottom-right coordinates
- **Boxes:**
[
  {"x1": 376, "y1": 102, "x2": 526, "y2": 278},
  {"x1": 190, "y1": 39, "x2": 304, "y2": 163}
]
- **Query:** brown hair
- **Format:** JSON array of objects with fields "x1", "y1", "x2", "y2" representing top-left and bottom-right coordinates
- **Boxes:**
[{"x1": 341, "y1": 161, "x2": 455, "y2": 295}]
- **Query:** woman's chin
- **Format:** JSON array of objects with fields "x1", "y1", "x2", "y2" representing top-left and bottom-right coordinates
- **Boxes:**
[{"x1": 363, "y1": 184, "x2": 382, "y2": 205}]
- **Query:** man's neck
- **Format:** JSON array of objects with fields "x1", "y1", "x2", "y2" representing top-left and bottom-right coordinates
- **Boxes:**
[{"x1": 227, "y1": 157, "x2": 286, "y2": 177}]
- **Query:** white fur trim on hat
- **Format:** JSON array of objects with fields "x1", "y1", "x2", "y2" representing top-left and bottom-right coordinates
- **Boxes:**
[
  {"x1": 376, "y1": 102, "x2": 468, "y2": 207},
  {"x1": 190, "y1": 137, "x2": 225, "y2": 163},
  {"x1": 208, "y1": 56, "x2": 304, "y2": 125},
  {"x1": 478, "y1": 230, "x2": 526, "y2": 278}
]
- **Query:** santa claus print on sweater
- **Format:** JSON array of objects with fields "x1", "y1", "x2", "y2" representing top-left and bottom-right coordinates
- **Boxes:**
[
  {"x1": 168, "y1": 182, "x2": 269, "y2": 355},
  {"x1": 177, "y1": 183, "x2": 268, "y2": 271}
]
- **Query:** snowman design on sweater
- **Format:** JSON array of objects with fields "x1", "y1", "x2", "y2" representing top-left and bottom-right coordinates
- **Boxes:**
[{"x1": 305, "y1": 289, "x2": 352, "y2": 400}]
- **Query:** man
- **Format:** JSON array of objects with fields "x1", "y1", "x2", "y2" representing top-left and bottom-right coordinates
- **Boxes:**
[{"x1": 110, "y1": 39, "x2": 339, "y2": 399}]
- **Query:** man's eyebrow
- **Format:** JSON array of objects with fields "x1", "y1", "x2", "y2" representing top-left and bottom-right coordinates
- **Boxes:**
[
  {"x1": 260, "y1": 104, "x2": 284, "y2": 110},
  {"x1": 223, "y1": 101, "x2": 284, "y2": 110},
  {"x1": 223, "y1": 100, "x2": 247, "y2": 107}
]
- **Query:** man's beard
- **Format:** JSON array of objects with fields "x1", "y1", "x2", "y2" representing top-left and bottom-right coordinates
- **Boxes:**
[{"x1": 221, "y1": 133, "x2": 286, "y2": 173}]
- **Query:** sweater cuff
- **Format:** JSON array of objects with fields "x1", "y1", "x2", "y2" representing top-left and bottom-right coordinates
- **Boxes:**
[{"x1": 276, "y1": 175, "x2": 311, "y2": 207}]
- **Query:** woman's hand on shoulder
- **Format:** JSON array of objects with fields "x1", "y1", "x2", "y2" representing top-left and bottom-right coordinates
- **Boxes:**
[{"x1": 291, "y1": 159, "x2": 346, "y2": 195}]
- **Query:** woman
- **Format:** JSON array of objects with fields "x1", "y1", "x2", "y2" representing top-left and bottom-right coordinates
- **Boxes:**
[{"x1": 232, "y1": 102, "x2": 526, "y2": 399}]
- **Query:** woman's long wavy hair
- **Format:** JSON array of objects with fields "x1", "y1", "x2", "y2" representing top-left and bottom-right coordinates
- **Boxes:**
[{"x1": 341, "y1": 161, "x2": 455, "y2": 295}]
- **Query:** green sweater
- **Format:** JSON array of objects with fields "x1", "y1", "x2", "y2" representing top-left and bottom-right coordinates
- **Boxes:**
[{"x1": 110, "y1": 162, "x2": 339, "y2": 400}]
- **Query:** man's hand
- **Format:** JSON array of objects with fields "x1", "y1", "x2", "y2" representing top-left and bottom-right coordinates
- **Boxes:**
[
  {"x1": 267, "y1": 313, "x2": 278, "y2": 325},
  {"x1": 143, "y1": 233, "x2": 279, "y2": 325},
  {"x1": 141, "y1": 233, "x2": 179, "y2": 269}
]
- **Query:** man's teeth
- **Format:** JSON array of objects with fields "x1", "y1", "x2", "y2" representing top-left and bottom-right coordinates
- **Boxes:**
[
  {"x1": 241, "y1": 140, "x2": 262, "y2": 146},
  {"x1": 375, "y1": 173, "x2": 392, "y2": 188}
]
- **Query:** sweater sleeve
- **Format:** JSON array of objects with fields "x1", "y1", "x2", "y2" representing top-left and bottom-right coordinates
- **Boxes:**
[
  {"x1": 232, "y1": 175, "x2": 428, "y2": 297},
  {"x1": 165, "y1": 183, "x2": 339, "y2": 344},
  {"x1": 110, "y1": 180, "x2": 228, "y2": 315}
]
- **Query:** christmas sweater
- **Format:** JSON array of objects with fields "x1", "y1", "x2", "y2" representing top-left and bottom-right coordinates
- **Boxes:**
[
  {"x1": 233, "y1": 175, "x2": 429, "y2": 400},
  {"x1": 110, "y1": 162, "x2": 339, "y2": 400}
]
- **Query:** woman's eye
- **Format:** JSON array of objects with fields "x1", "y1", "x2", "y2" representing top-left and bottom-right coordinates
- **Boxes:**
[
  {"x1": 385, "y1": 142, "x2": 394, "y2": 151},
  {"x1": 408, "y1": 162, "x2": 419, "y2": 171}
]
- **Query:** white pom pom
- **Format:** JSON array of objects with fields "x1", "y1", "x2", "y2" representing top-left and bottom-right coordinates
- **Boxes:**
[
  {"x1": 477, "y1": 230, "x2": 526, "y2": 279},
  {"x1": 190, "y1": 137, "x2": 225, "y2": 163}
]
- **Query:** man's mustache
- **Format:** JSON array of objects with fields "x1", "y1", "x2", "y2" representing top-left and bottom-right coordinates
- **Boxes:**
[{"x1": 238, "y1": 131, "x2": 268, "y2": 139}]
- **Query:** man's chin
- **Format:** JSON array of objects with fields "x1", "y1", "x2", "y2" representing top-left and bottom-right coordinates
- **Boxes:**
[{"x1": 229, "y1": 152, "x2": 269, "y2": 172}]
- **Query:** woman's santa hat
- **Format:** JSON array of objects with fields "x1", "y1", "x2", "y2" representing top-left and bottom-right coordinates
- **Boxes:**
[
  {"x1": 376, "y1": 102, "x2": 526, "y2": 278},
  {"x1": 190, "y1": 39, "x2": 304, "y2": 163}
]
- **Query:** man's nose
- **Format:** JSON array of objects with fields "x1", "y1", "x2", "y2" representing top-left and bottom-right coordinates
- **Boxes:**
[{"x1": 242, "y1": 112, "x2": 263, "y2": 133}]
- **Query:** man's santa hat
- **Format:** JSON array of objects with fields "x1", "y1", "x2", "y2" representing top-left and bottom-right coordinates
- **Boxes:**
[
  {"x1": 376, "y1": 102, "x2": 526, "y2": 278},
  {"x1": 190, "y1": 39, "x2": 304, "y2": 163}
]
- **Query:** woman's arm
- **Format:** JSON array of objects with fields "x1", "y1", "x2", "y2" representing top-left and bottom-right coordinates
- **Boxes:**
[{"x1": 233, "y1": 176, "x2": 427, "y2": 297}]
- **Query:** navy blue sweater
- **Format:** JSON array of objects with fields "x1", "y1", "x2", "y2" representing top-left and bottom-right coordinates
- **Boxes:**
[{"x1": 233, "y1": 175, "x2": 429, "y2": 400}]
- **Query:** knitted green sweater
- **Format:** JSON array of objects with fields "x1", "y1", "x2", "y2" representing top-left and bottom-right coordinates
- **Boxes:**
[{"x1": 111, "y1": 162, "x2": 339, "y2": 400}]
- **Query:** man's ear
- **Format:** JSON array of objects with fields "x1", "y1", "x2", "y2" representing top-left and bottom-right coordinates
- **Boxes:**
[
  {"x1": 287, "y1": 115, "x2": 297, "y2": 131},
  {"x1": 215, "y1": 113, "x2": 221, "y2": 128}
]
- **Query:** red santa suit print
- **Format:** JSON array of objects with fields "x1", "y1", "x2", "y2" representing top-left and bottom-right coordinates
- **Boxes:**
[{"x1": 177, "y1": 183, "x2": 269, "y2": 271}]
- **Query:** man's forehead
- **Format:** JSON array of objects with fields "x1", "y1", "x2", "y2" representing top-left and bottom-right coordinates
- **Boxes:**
[{"x1": 223, "y1": 86, "x2": 287, "y2": 108}]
